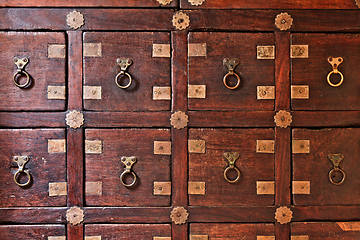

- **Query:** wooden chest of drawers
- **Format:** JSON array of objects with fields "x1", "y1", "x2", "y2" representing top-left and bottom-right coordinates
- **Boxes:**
[{"x1": 1, "y1": 1, "x2": 360, "y2": 239}]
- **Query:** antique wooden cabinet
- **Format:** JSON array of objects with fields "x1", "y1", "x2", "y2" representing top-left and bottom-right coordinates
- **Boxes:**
[{"x1": 1, "y1": 0, "x2": 360, "y2": 239}]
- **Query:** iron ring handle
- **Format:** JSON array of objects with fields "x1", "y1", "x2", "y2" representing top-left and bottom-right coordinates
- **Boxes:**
[
  {"x1": 223, "y1": 72, "x2": 241, "y2": 90},
  {"x1": 13, "y1": 70, "x2": 31, "y2": 88},
  {"x1": 327, "y1": 70, "x2": 344, "y2": 87},
  {"x1": 329, "y1": 168, "x2": 346, "y2": 186},
  {"x1": 115, "y1": 71, "x2": 132, "y2": 89},
  {"x1": 14, "y1": 169, "x2": 31, "y2": 187},
  {"x1": 224, "y1": 166, "x2": 241, "y2": 183},
  {"x1": 120, "y1": 169, "x2": 137, "y2": 187}
]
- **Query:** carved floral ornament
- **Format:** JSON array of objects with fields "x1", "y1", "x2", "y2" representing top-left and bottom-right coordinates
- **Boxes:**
[
  {"x1": 275, "y1": 12, "x2": 293, "y2": 31},
  {"x1": 66, "y1": 10, "x2": 85, "y2": 30},
  {"x1": 274, "y1": 110, "x2": 292, "y2": 128},
  {"x1": 66, "y1": 110, "x2": 84, "y2": 129},
  {"x1": 156, "y1": 0, "x2": 173, "y2": 5},
  {"x1": 170, "y1": 207, "x2": 189, "y2": 225},
  {"x1": 170, "y1": 111, "x2": 189, "y2": 129},
  {"x1": 275, "y1": 206, "x2": 293, "y2": 224},
  {"x1": 172, "y1": 11, "x2": 190, "y2": 30},
  {"x1": 66, "y1": 206, "x2": 84, "y2": 225}
]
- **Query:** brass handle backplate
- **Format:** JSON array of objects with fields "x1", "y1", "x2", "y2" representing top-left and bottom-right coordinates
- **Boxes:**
[
  {"x1": 13, "y1": 156, "x2": 32, "y2": 187},
  {"x1": 115, "y1": 58, "x2": 133, "y2": 89},
  {"x1": 327, "y1": 57, "x2": 344, "y2": 87},
  {"x1": 13, "y1": 57, "x2": 31, "y2": 88},
  {"x1": 328, "y1": 153, "x2": 346, "y2": 185},
  {"x1": 223, "y1": 58, "x2": 241, "y2": 90},
  {"x1": 120, "y1": 156, "x2": 137, "y2": 187},
  {"x1": 223, "y1": 152, "x2": 241, "y2": 183}
]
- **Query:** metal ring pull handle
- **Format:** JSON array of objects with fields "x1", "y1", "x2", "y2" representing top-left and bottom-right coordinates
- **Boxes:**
[
  {"x1": 115, "y1": 58, "x2": 133, "y2": 89},
  {"x1": 327, "y1": 57, "x2": 344, "y2": 87},
  {"x1": 223, "y1": 58, "x2": 241, "y2": 90},
  {"x1": 223, "y1": 152, "x2": 241, "y2": 183},
  {"x1": 120, "y1": 156, "x2": 137, "y2": 187},
  {"x1": 13, "y1": 156, "x2": 32, "y2": 187},
  {"x1": 13, "y1": 57, "x2": 31, "y2": 88},
  {"x1": 328, "y1": 153, "x2": 346, "y2": 186}
]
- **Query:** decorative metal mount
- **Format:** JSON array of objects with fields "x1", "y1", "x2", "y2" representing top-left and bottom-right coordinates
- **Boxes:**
[
  {"x1": 189, "y1": 0, "x2": 206, "y2": 5},
  {"x1": 66, "y1": 206, "x2": 84, "y2": 225},
  {"x1": 274, "y1": 110, "x2": 292, "y2": 128},
  {"x1": 275, "y1": 206, "x2": 293, "y2": 224},
  {"x1": 66, "y1": 10, "x2": 85, "y2": 30},
  {"x1": 275, "y1": 12, "x2": 293, "y2": 31},
  {"x1": 172, "y1": 11, "x2": 190, "y2": 30},
  {"x1": 170, "y1": 207, "x2": 189, "y2": 225},
  {"x1": 66, "y1": 110, "x2": 84, "y2": 129},
  {"x1": 170, "y1": 111, "x2": 189, "y2": 129},
  {"x1": 157, "y1": 0, "x2": 173, "y2": 5}
]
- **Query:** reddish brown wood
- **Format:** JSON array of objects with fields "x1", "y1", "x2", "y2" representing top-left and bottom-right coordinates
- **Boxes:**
[
  {"x1": 0, "y1": 32, "x2": 66, "y2": 111},
  {"x1": 291, "y1": 111, "x2": 360, "y2": 127},
  {"x1": 292, "y1": 206, "x2": 360, "y2": 221},
  {"x1": 291, "y1": 222, "x2": 360, "y2": 239},
  {"x1": 0, "y1": 208, "x2": 66, "y2": 224},
  {"x1": 68, "y1": 225, "x2": 83, "y2": 240},
  {"x1": 276, "y1": 223, "x2": 291, "y2": 239},
  {"x1": 68, "y1": 31, "x2": 83, "y2": 110},
  {"x1": 0, "y1": 225, "x2": 66, "y2": 239},
  {"x1": 85, "y1": 224, "x2": 172, "y2": 239},
  {"x1": 189, "y1": 128, "x2": 275, "y2": 206},
  {"x1": 83, "y1": 32, "x2": 171, "y2": 112},
  {"x1": 84, "y1": 112, "x2": 171, "y2": 127},
  {"x1": 84, "y1": 207, "x2": 172, "y2": 223},
  {"x1": 0, "y1": 112, "x2": 66, "y2": 128},
  {"x1": 173, "y1": 224, "x2": 188, "y2": 240},
  {"x1": 0, "y1": 129, "x2": 66, "y2": 207}
]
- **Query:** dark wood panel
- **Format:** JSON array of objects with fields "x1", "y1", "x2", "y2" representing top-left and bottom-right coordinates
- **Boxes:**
[
  {"x1": 0, "y1": 208, "x2": 66, "y2": 224},
  {"x1": 0, "y1": 32, "x2": 66, "y2": 111},
  {"x1": 292, "y1": 111, "x2": 360, "y2": 127},
  {"x1": 292, "y1": 206, "x2": 360, "y2": 221},
  {"x1": 68, "y1": 31, "x2": 83, "y2": 110},
  {"x1": 291, "y1": 222, "x2": 360, "y2": 239},
  {"x1": 0, "y1": 112, "x2": 66, "y2": 128},
  {"x1": 0, "y1": 129, "x2": 66, "y2": 207},
  {"x1": 68, "y1": 225, "x2": 83, "y2": 240},
  {"x1": 0, "y1": 225, "x2": 66, "y2": 240}
]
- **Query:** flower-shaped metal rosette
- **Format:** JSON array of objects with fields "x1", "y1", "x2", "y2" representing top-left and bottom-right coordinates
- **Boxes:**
[
  {"x1": 275, "y1": 12, "x2": 293, "y2": 31},
  {"x1": 66, "y1": 110, "x2": 84, "y2": 129},
  {"x1": 157, "y1": 0, "x2": 173, "y2": 5},
  {"x1": 356, "y1": 0, "x2": 360, "y2": 8},
  {"x1": 172, "y1": 11, "x2": 190, "y2": 30},
  {"x1": 170, "y1": 111, "x2": 189, "y2": 129},
  {"x1": 66, "y1": 10, "x2": 85, "y2": 30},
  {"x1": 274, "y1": 110, "x2": 292, "y2": 128},
  {"x1": 189, "y1": 0, "x2": 206, "y2": 6},
  {"x1": 170, "y1": 207, "x2": 189, "y2": 225},
  {"x1": 66, "y1": 206, "x2": 84, "y2": 226},
  {"x1": 275, "y1": 206, "x2": 293, "y2": 224}
]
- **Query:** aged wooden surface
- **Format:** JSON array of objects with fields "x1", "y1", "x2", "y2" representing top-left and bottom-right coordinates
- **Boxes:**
[
  {"x1": 0, "y1": 225, "x2": 66, "y2": 239},
  {"x1": 0, "y1": 32, "x2": 66, "y2": 111},
  {"x1": 291, "y1": 222, "x2": 360, "y2": 239},
  {"x1": 0, "y1": 112, "x2": 66, "y2": 128},
  {"x1": 0, "y1": 208, "x2": 67, "y2": 224}
]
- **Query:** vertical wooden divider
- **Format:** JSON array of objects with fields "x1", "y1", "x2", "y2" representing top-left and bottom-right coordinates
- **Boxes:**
[
  {"x1": 67, "y1": 31, "x2": 84, "y2": 240},
  {"x1": 274, "y1": 31, "x2": 291, "y2": 238},
  {"x1": 171, "y1": 30, "x2": 189, "y2": 240}
]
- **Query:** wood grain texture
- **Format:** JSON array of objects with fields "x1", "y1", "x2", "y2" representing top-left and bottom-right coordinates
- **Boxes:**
[
  {"x1": 83, "y1": 32, "x2": 171, "y2": 112},
  {"x1": 85, "y1": 129, "x2": 171, "y2": 207},
  {"x1": 275, "y1": 32, "x2": 290, "y2": 111},
  {"x1": 0, "y1": 225, "x2": 66, "y2": 239},
  {"x1": 0, "y1": 112, "x2": 66, "y2": 127},
  {"x1": 293, "y1": 128, "x2": 360, "y2": 205},
  {"x1": 292, "y1": 206, "x2": 360, "y2": 221},
  {"x1": 291, "y1": 111, "x2": 360, "y2": 127},
  {"x1": 0, "y1": 208, "x2": 66, "y2": 223},
  {"x1": 68, "y1": 225, "x2": 83, "y2": 240},
  {"x1": 85, "y1": 224, "x2": 172, "y2": 239},
  {"x1": 0, "y1": 32, "x2": 66, "y2": 111},
  {"x1": 188, "y1": 32, "x2": 275, "y2": 111},
  {"x1": 68, "y1": 31, "x2": 82, "y2": 110},
  {"x1": 291, "y1": 222, "x2": 360, "y2": 239},
  {"x1": 0, "y1": 129, "x2": 66, "y2": 207},
  {"x1": 189, "y1": 128, "x2": 275, "y2": 206}
]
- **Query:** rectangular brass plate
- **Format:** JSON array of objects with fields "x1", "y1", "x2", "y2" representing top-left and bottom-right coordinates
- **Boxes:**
[
  {"x1": 84, "y1": 86, "x2": 102, "y2": 100},
  {"x1": 256, "y1": 181, "x2": 275, "y2": 195},
  {"x1": 257, "y1": 86, "x2": 275, "y2": 100},
  {"x1": 85, "y1": 140, "x2": 103, "y2": 154},
  {"x1": 190, "y1": 236, "x2": 208, "y2": 240},
  {"x1": 47, "y1": 86, "x2": 66, "y2": 100},
  {"x1": 291, "y1": 85, "x2": 309, "y2": 99},
  {"x1": 153, "y1": 44, "x2": 171, "y2": 58},
  {"x1": 48, "y1": 237, "x2": 66, "y2": 240},
  {"x1": 49, "y1": 182, "x2": 67, "y2": 197},
  {"x1": 188, "y1": 43, "x2": 207, "y2": 57},
  {"x1": 83, "y1": 43, "x2": 102, "y2": 57},
  {"x1": 154, "y1": 141, "x2": 172, "y2": 155},
  {"x1": 153, "y1": 87, "x2": 171, "y2": 100},
  {"x1": 257, "y1": 46, "x2": 275, "y2": 59},
  {"x1": 85, "y1": 237, "x2": 102, "y2": 240},
  {"x1": 188, "y1": 140, "x2": 206, "y2": 153},
  {"x1": 291, "y1": 236, "x2": 309, "y2": 240},
  {"x1": 188, "y1": 181, "x2": 206, "y2": 195},
  {"x1": 292, "y1": 181, "x2": 310, "y2": 194},
  {"x1": 292, "y1": 140, "x2": 310, "y2": 153},
  {"x1": 153, "y1": 182, "x2": 171, "y2": 195},
  {"x1": 256, "y1": 140, "x2": 275, "y2": 153},
  {"x1": 337, "y1": 222, "x2": 360, "y2": 231},
  {"x1": 257, "y1": 237, "x2": 275, "y2": 240},
  {"x1": 48, "y1": 139, "x2": 66, "y2": 153},
  {"x1": 48, "y1": 44, "x2": 66, "y2": 59},
  {"x1": 291, "y1": 45, "x2": 309, "y2": 58},
  {"x1": 86, "y1": 182, "x2": 102, "y2": 196},
  {"x1": 188, "y1": 85, "x2": 206, "y2": 99},
  {"x1": 153, "y1": 238, "x2": 172, "y2": 240}
]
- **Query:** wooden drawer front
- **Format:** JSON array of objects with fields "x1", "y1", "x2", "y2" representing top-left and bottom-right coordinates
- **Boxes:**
[
  {"x1": 292, "y1": 128, "x2": 360, "y2": 205},
  {"x1": 0, "y1": 32, "x2": 66, "y2": 111},
  {"x1": 0, "y1": 129, "x2": 66, "y2": 207},
  {"x1": 181, "y1": 0, "x2": 357, "y2": 9},
  {"x1": 291, "y1": 33, "x2": 360, "y2": 110},
  {"x1": 0, "y1": 225, "x2": 66, "y2": 240},
  {"x1": 83, "y1": 32, "x2": 171, "y2": 112},
  {"x1": 85, "y1": 129, "x2": 171, "y2": 207},
  {"x1": 188, "y1": 32, "x2": 275, "y2": 111},
  {"x1": 190, "y1": 223, "x2": 275, "y2": 239},
  {"x1": 189, "y1": 128, "x2": 275, "y2": 206},
  {"x1": 291, "y1": 222, "x2": 360, "y2": 239},
  {"x1": 85, "y1": 224, "x2": 171, "y2": 239}
]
